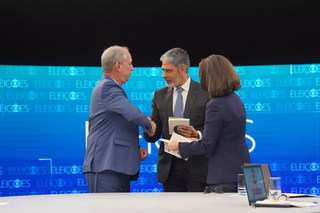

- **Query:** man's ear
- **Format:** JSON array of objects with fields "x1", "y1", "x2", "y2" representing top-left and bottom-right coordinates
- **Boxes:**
[
  {"x1": 180, "y1": 64, "x2": 187, "y2": 74},
  {"x1": 115, "y1": 61, "x2": 121, "y2": 71}
]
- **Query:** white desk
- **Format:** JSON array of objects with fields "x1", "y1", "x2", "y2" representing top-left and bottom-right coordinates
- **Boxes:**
[{"x1": 0, "y1": 193, "x2": 319, "y2": 213}]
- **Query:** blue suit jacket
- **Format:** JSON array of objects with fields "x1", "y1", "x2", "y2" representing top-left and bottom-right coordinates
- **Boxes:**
[
  {"x1": 179, "y1": 92, "x2": 251, "y2": 185},
  {"x1": 83, "y1": 75, "x2": 151, "y2": 175}
]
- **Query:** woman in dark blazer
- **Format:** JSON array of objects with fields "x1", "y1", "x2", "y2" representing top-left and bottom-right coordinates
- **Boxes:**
[{"x1": 168, "y1": 54, "x2": 251, "y2": 192}]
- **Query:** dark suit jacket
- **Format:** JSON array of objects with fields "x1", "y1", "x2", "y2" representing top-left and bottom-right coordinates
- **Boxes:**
[
  {"x1": 179, "y1": 92, "x2": 251, "y2": 185},
  {"x1": 143, "y1": 79, "x2": 210, "y2": 183},
  {"x1": 83, "y1": 75, "x2": 151, "y2": 176}
]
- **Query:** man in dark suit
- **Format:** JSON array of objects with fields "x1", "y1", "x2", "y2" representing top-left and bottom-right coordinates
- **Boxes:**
[
  {"x1": 143, "y1": 48, "x2": 210, "y2": 192},
  {"x1": 83, "y1": 46, "x2": 156, "y2": 193}
]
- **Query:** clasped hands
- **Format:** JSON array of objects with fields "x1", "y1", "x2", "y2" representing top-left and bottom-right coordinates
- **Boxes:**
[{"x1": 143, "y1": 117, "x2": 156, "y2": 136}]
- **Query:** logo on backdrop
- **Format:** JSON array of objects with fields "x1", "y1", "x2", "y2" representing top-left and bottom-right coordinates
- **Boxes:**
[
  {"x1": 9, "y1": 166, "x2": 46, "y2": 175},
  {"x1": 244, "y1": 103, "x2": 271, "y2": 112},
  {"x1": 49, "y1": 91, "x2": 86, "y2": 101},
  {"x1": 75, "y1": 80, "x2": 99, "y2": 89},
  {"x1": 140, "y1": 164, "x2": 157, "y2": 173},
  {"x1": 270, "y1": 163, "x2": 287, "y2": 172},
  {"x1": 0, "y1": 179, "x2": 31, "y2": 189},
  {"x1": 51, "y1": 166, "x2": 82, "y2": 175},
  {"x1": 282, "y1": 175, "x2": 312, "y2": 184},
  {"x1": 36, "y1": 179, "x2": 73, "y2": 188},
  {"x1": 48, "y1": 67, "x2": 85, "y2": 76},
  {"x1": 0, "y1": 104, "x2": 29, "y2": 113},
  {"x1": 291, "y1": 187, "x2": 319, "y2": 195},
  {"x1": 292, "y1": 64, "x2": 320, "y2": 74},
  {"x1": 242, "y1": 79, "x2": 271, "y2": 88},
  {"x1": 0, "y1": 79, "x2": 28, "y2": 88},
  {"x1": 291, "y1": 162, "x2": 320, "y2": 172}
]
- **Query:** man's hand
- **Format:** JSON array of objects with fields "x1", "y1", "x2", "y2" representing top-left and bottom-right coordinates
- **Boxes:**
[
  {"x1": 176, "y1": 125, "x2": 199, "y2": 138},
  {"x1": 168, "y1": 140, "x2": 179, "y2": 151},
  {"x1": 143, "y1": 117, "x2": 156, "y2": 136},
  {"x1": 139, "y1": 147, "x2": 148, "y2": 161}
]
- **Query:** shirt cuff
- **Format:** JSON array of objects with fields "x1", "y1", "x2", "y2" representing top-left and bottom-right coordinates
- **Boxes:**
[{"x1": 197, "y1": 131, "x2": 202, "y2": 139}]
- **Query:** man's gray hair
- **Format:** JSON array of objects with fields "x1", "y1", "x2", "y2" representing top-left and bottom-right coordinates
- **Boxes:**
[
  {"x1": 160, "y1": 48, "x2": 190, "y2": 72},
  {"x1": 101, "y1": 45, "x2": 129, "y2": 73}
]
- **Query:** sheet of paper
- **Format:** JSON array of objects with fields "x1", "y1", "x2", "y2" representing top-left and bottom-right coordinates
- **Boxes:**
[
  {"x1": 255, "y1": 200, "x2": 318, "y2": 208},
  {"x1": 284, "y1": 193, "x2": 316, "y2": 198},
  {"x1": 160, "y1": 138, "x2": 171, "y2": 143},
  {"x1": 170, "y1": 132, "x2": 193, "y2": 143},
  {"x1": 168, "y1": 117, "x2": 190, "y2": 134},
  {"x1": 163, "y1": 132, "x2": 193, "y2": 161}
]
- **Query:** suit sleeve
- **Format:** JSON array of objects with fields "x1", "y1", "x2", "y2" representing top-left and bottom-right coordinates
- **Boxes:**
[
  {"x1": 179, "y1": 101, "x2": 223, "y2": 158},
  {"x1": 143, "y1": 91, "x2": 163, "y2": 142},
  {"x1": 103, "y1": 84, "x2": 152, "y2": 132}
]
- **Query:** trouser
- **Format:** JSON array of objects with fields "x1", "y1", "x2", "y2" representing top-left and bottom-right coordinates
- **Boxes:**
[
  {"x1": 85, "y1": 170, "x2": 130, "y2": 193},
  {"x1": 163, "y1": 157, "x2": 207, "y2": 192}
]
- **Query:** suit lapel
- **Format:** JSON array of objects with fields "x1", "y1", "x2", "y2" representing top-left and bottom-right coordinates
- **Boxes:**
[
  {"x1": 165, "y1": 87, "x2": 173, "y2": 117},
  {"x1": 184, "y1": 79, "x2": 198, "y2": 118}
]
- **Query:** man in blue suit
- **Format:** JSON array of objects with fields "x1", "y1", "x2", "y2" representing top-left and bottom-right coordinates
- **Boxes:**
[{"x1": 83, "y1": 46, "x2": 156, "y2": 193}]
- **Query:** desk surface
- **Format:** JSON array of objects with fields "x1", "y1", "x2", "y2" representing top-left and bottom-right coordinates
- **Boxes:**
[{"x1": 0, "y1": 193, "x2": 319, "y2": 213}]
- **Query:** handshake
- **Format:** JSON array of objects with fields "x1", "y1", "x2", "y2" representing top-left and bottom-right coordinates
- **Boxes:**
[
  {"x1": 143, "y1": 117, "x2": 157, "y2": 136},
  {"x1": 143, "y1": 117, "x2": 200, "y2": 140}
]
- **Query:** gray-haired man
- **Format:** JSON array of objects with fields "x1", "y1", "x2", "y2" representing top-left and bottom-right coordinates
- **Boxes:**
[
  {"x1": 83, "y1": 46, "x2": 155, "y2": 192},
  {"x1": 143, "y1": 48, "x2": 210, "y2": 192}
]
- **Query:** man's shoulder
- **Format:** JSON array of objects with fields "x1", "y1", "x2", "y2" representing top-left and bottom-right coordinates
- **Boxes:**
[
  {"x1": 98, "y1": 79, "x2": 121, "y2": 90},
  {"x1": 154, "y1": 86, "x2": 170, "y2": 95},
  {"x1": 92, "y1": 79, "x2": 123, "y2": 98},
  {"x1": 190, "y1": 78, "x2": 200, "y2": 85},
  {"x1": 190, "y1": 79, "x2": 208, "y2": 96}
]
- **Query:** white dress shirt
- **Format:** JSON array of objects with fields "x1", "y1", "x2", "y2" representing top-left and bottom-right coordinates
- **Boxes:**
[
  {"x1": 172, "y1": 77, "x2": 202, "y2": 139},
  {"x1": 172, "y1": 77, "x2": 190, "y2": 112}
]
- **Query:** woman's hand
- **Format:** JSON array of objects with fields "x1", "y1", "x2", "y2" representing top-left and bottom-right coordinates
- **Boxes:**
[{"x1": 168, "y1": 140, "x2": 179, "y2": 151}]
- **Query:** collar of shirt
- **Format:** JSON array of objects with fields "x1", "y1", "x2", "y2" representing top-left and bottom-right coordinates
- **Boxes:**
[
  {"x1": 173, "y1": 76, "x2": 190, "y2": 93},
  {"x1": 109, "y1": 76, "x2": 120, "y2": 85}
]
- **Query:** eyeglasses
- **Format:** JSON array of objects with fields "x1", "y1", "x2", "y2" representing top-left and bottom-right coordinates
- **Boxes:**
[
  {"x1": 204, "y1": 186, "x2": 224, "y2": 194},
  {"x1": 268, "y1": 193, "x2": 289, "y2": 201}
]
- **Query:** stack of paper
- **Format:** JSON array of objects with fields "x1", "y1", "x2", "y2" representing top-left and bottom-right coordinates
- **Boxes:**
[
  {"x1": 284, "y1": 193, "x2": 317, "y2": 198},
  {"x1": 160, "y1": 132, "x2": 193, "y2": 161},
  {"x1": 254, "y1": 200, "x2": 318, "y2": 208}
]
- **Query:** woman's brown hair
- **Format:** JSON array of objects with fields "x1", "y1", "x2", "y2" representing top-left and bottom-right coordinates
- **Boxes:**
[{"x1": 199, "y1": 54, "x2": 241, "y2": 98}]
